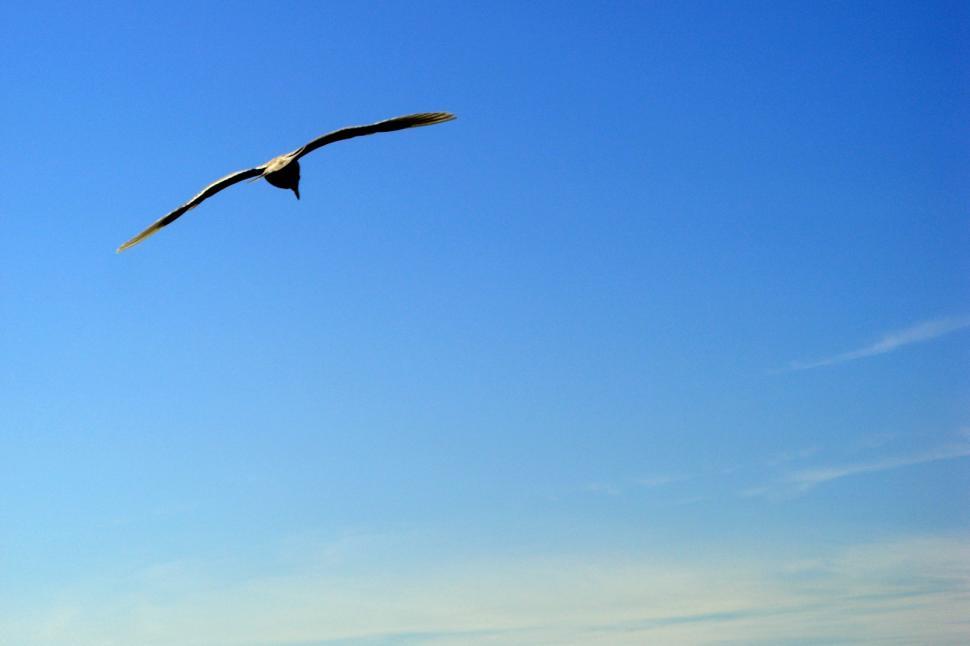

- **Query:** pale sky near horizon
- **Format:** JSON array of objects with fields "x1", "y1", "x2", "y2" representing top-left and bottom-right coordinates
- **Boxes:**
[{"x1": 1, "y1": 2, "x2": 968, "y2": 644}]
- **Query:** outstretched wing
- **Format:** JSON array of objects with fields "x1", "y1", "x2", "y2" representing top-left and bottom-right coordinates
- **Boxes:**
[
  {"x1": 287, "y1": 112, "x2": 456, "y2": 161},
  {"x1": 117, "y1": 166, "x2": 264, "y2": 252}
]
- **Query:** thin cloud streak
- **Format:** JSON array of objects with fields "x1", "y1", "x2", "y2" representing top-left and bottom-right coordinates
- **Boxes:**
[
  {"x1": 786, "y1": 441, "x2": 970, "y2": 492},
  {"x1": 635, "y1": 474, "x2": 688, "y2": 488},
  {"x1": 583, "y1": 482, "x2": 622, "y2": 496},
  {"x1": 787, "y1": 315, "x2": 970, "y2": 371},
  {"x1": 578, "y1": 474, "x2": 690, "y2": 498},
  {"x1": 743, "y1": 432, "x2": 970, "y2": 499}
]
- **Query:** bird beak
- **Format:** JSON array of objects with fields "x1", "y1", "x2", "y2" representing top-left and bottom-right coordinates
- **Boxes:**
[{"x1": 293, "y1": 187, "x2": 300, "y2": 200}]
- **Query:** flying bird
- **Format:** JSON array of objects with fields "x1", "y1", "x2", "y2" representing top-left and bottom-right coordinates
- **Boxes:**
[{"x1": 117, "y1": 112, "x2": 456, "y2": 252}]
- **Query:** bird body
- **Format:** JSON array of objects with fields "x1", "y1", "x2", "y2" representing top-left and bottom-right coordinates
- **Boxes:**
[
  {"x1": 117, "y1": 112, "x2": 455, "y2": 252},
  {"x1": 262, "y1": 156, "x2": 301, "y2": 199}
]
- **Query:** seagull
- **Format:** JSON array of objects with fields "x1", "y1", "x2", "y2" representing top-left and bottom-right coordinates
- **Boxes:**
[{"x1": 117, "y1": 112, "x2": 456, "y2": 252}]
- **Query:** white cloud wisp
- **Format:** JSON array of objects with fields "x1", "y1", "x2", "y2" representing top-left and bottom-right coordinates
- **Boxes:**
[{"x1": 788, "y1": 315, "x2": 970, "y2": 371}]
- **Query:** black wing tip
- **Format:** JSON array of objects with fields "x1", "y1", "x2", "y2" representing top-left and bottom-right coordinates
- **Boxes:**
[
  {"x1": 374, "y1": 112, "x2": 456, "y2": 131},
  {"x1": 407, "y1": 112, "x2": 457, "y2": 126}
]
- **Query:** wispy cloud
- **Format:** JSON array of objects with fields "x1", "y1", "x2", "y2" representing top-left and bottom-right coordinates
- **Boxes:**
[
  {"x1": 579, "y1": 473, "x2": 690, "y2": 497},
  {"x1": 635, "y1": 474, "x2": 687, "y2": 488},
  {"x1": 764, "y1": 446, "x2": 819, "y2": 466},
  {"x1": 787, "y1": 315, "x2": 970, "y2": 371},
  {"x1": 745, "y1": 431, "x2": 970, "y2": 499},
  {"x1": 583, "y1": 482, "x2": 622, "y2": 496},
  {"x1": 785, "y1": 439, "x2": 970, "y2": 492}
]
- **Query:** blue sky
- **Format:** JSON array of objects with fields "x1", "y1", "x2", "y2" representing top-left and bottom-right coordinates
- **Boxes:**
[{"x1": 1, "y1": 1, "x2": 968, "y2": 643}]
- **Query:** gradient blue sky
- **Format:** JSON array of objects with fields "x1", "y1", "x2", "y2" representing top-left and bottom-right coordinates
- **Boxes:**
[{"x1": 1, "y1": 2, "x2": 968, "y2": 644}]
